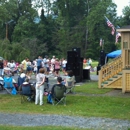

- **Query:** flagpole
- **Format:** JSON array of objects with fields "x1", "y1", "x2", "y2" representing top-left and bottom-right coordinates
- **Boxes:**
[
  {"x1": 102, "y1": 40, "x2": 104, "y2": 50},
  {"x1": 104, "y1": 16, "x2": 116, "y2": 29}
]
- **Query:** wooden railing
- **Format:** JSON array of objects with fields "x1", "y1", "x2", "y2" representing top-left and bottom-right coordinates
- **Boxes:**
[{"x1": 98, "y1": 56, "x2": 123, "y2": 88}]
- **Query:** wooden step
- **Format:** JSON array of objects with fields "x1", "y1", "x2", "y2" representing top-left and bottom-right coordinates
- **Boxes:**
[
  {"x1": 112, "y1": 75, "x2": 118, "y2": 78},
  {"x1": 108, "y1": 78, "x2": 113, "y2": 81},
  {"x1": 102, "y1": 81, "x2": 108, "y2": 84},
  {"x1": 117, "y1": 72, "x2": 122, "y2": 75}
]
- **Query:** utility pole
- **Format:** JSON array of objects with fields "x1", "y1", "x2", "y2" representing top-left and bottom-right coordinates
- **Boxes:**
[
  {"x1": 84, "y1": 0, "x2": 89, "y2": 56},
  {"x1": 5, "y1": 23, "x2": 8, "y2": 39},
  {"x1": 5, "y1": 20, "x2": 14, "y2": 40}
]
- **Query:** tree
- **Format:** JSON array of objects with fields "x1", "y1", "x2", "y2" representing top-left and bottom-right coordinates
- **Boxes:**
[
  {"x1": 86, "y1": 0, "x2": 117, "y2": 60},
  {"x1": 0, "y1": 39, "x2": 30, "y2": 62},
  {"x1": 121, "y1": 6, "x2": 130, "y2": 26}
]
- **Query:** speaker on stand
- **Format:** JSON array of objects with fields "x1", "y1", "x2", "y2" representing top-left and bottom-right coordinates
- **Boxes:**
[
  {"x1": 66, "y1": 48, "x2": 84, "y2": 82},
  {"x1": 100, "y1": 50, "x2": 106, "y2": 66}
]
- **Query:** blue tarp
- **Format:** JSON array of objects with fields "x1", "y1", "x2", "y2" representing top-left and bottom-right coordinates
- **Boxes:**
[{"x1": 106, "y1": 50, "x2": 121, "y2": 58}]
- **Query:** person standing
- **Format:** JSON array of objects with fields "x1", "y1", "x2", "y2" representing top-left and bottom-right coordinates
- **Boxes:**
[
  {"x1": 51, "y1": 56, "x2": 56, "y2": 75},
  {"x1": 54, "y1": 58, "x2": 60, "y2": 78},
  {"x1": 62, "y1": 58, "x2": 67, "y2": 75},
  {"x1": 35, "y1": 68, "x2": 46, "y2": 106},
  {"x1": 36, "y1": 56, "x2": 43, "y2": 73},
  {"x1": 21, "y1": 58, "x2": 28, "y2": 73}
]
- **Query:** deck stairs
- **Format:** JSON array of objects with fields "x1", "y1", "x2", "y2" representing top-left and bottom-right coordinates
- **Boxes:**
[{"x1": 98, "y1": 56, "x2": 123, "y2": 89}]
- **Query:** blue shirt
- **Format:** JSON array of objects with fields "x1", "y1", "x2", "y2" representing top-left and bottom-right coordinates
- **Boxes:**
[{"x1": 37, "y1": 59, "x2": 42, "y2": 66}]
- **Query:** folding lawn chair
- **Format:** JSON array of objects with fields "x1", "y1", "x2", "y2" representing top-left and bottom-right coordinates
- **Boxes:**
[
  {"x1": 0, "y1": 76, "x2": 4, "y2": 90},
  {"x1": 3, "y1": 76, "x2": 15, "y2": 94},
  {"x1": 52, "y1": 85, "x2": 66, "y2": 106},
  {"x1": 65, "y1": 76, "x2": 76, "y2": 94},
  {"x1": 20, "y1": 84, "x2": 34, "y2": 103}
]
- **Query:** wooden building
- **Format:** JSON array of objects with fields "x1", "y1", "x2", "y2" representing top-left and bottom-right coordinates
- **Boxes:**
[{"x1": 98, "y1": 25, "x2": 130, "y2": 93}]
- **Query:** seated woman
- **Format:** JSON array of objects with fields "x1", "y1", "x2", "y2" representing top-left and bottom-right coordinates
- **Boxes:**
[{"x1": 63, "y1": 70, "x2": 76, "y2": 93}]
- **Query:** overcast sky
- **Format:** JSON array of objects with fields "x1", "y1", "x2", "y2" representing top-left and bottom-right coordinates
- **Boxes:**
[{"x1": 113, "y1": 0, "x2": 130, "y2": 16}]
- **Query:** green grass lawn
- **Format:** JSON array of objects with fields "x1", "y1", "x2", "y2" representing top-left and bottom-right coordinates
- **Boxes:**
[
  {"x1": 0, "y1": 94, "x2": 130, "y2": 120},
  {"x1": 0, "y1": 82, "x2": 130, "y2": 120},
  {"x1": 75, "y1": 82, "x2": 113, "y2": 94},
  {"x1": 91, "y1": 61, "x2": 98, "y2": 67},
  {"x1": 0, "y1": 81, "x2": 130, "y2": 129}
]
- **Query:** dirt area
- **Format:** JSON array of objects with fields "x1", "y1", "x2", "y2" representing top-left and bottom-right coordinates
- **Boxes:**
[{"x1": 104, "y1": 89, "x2": 130, "y2": 97}]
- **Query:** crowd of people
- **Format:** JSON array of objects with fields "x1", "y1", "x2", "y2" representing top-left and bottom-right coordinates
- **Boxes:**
[
  {"x1": 0, "y1": 55, "x2": 95, "y2": 106},
  {"x1": 0, "y1": 56, "x2": 74, "y2": 106},
  {"x1": 0, "y1": 56, "x2": 67, "y2": 78}
]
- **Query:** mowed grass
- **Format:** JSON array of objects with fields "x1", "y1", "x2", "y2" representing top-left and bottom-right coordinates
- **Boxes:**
[
  {"x1": 0, "y1": 82, "x2": 130, "y2": 120},
  {"x1": 75, "y1": 82, "x2": 113, "y2": 94},
  {"x1": 91, "y1": 61, "x2": 98, "y2": 67}
]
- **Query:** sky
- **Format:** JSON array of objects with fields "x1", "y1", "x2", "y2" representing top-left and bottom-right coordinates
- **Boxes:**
[{"x1": 113, "y1": 0, "x2": 130, "y2": 16}]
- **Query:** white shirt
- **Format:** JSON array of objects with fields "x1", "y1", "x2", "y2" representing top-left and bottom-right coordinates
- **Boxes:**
[
  {"x1": 51, "y1": 58, "x2": 55, "y2": 64},
  {"x1": 62, "y1": 60, "x2": 67, "y2": 67}
]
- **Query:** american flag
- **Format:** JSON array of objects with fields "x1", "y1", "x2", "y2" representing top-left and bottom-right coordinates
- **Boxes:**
[
  {"x1": 104, "y1": 16, "x2": 115, "y2": 35},
  {"x1": 115, "y1": 32, "x2": 121, "y2": 43},
  {"x1": 100, "y1": 38, "x2": 102, "y2": 46}
]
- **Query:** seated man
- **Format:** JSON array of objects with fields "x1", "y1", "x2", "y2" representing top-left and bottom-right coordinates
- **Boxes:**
[{"x1": 47, "y1": 77, "x2": 66, "y2": 104}]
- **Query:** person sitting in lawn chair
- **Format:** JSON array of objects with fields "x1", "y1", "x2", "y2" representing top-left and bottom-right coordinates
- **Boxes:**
[
  {"x1": 47, "y1": 77, "x2": 66, "y2": 104},
  {"x1": 19, "y1": 78, "x2": 35, "y2": 101},
  {"x1": 62, "y1": 70, "x2": 76, "y2": 93}
]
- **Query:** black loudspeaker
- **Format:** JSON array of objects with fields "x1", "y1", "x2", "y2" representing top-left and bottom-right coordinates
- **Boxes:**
[
  {"x1": 100, "y1": 50, "x2": 106, "y2": 66},
  {"x1": 97, "y1": 65, "x2": 101, "y2": 75},
  {"x1": 83, "y1": 69, "x2": 90, "y2": 80},
  {"x1": 66, "y1": 62, "x2": 83, "y2": 81},
  {"x1": 80, "y1": 57, "x2": 83, "y2": 62},
  {"x1": 72, "y1": 48, "x2": 81, "y2": 57},
  {"x1": 67, "y1": 51, "x2": 77, "y2": 64},
  {"x1": 66, "y1": 63, "x2": 76, "y2": 71}
]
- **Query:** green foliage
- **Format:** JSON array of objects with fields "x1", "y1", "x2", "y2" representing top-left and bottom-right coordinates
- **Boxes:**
[
  {"x1": 0, "y1": 0, "x2": 128, "y2": 61},
  {"x1": 0, "y1": 39, "x2": 30, "y2": 62},
  {"x1": 20, "y1": 38, "x2": 48, "y2": 60},
  {"x1": 121, "y1": 6, "x2": 130, "y2": 25}
]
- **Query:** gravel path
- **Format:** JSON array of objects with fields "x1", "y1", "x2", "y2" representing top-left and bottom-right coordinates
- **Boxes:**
[{"x1": 0, "y1": 113, "x2": 130, "y2": 130}]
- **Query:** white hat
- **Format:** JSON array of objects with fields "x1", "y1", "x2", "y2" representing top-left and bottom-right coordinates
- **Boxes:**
[{"x1": 20, "y1": 73, "x2": 26, "y2": 78}]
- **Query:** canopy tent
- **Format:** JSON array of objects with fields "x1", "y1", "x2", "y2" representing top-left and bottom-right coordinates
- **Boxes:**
[{"x1": 106, "y1": 50, "x2": 121, "y2": 58}]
